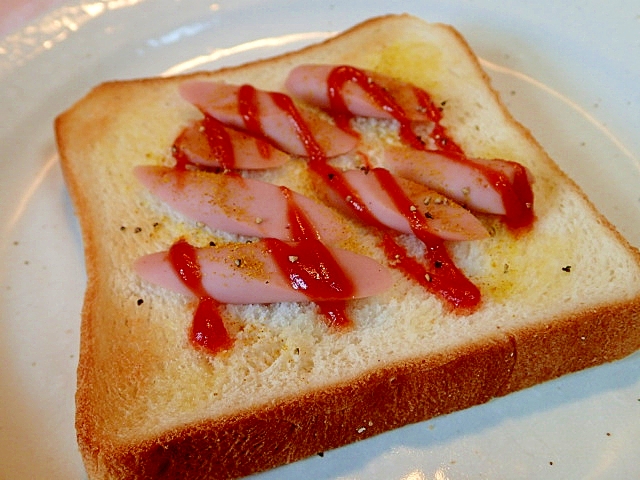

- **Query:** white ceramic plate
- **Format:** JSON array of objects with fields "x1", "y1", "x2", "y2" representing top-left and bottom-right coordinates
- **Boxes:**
[{"x1": 1, "y1": 1, "x2": 638, "y2": 478}]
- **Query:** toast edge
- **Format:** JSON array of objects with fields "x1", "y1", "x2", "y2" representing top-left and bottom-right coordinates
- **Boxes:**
[{"x1": 78, "y1": 296, "x2": 640, "y2": 479}]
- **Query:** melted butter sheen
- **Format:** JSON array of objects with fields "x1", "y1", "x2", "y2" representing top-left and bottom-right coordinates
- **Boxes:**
[
  {"x1": 374, "y1": 41, "x2": 444, "y2": 88},
  {"x1": 475, "y1": 228, "x2": 578, "y2": 304}
]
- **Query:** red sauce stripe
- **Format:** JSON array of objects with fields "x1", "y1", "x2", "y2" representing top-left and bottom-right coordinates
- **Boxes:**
[{"x1": 168, "y1": 239, "x2": 234, "y2": 354}]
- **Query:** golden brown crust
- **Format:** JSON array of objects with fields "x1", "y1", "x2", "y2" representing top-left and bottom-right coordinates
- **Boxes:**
[
  {"x1": 55, "y1": 13, "x2": 640, "y2": 479},
  {"x1": 76, "y1": 295, "x2": 640, "y2": 479}
]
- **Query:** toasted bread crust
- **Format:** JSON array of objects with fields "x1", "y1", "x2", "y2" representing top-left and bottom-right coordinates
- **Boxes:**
[
  {"x1": 78, "y1": 297, "x2": 640, "y2": 479},
  {"x1": 56, "y1": 14, "x2": 640, "y2": 479}
]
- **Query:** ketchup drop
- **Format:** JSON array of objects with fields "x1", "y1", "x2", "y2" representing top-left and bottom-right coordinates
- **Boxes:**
[{"x1": 168, "y1": 239, "x2": 234, "y2": 354}]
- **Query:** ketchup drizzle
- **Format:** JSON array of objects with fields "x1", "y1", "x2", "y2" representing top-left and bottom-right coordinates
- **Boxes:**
[
  {"x1": 316, "y1": 301, "x2": 351, "y2": 329},
  {"x1": 327, "y1": 66, "x2": 423, "y2": 150},
  {"x1": 201, "y1": 114, "x2": 236, "y2": 170},
  {"x1": 371, "y1": 168, "x2": 481, "y2": 310},
  {"x1": 435, "y1": 150, "x2": 534, "y2": 230},
  {"x1": 411, "y1": 87, "x2": 463, "y2": 155},
  {"x1": 274, "y1": 186, "x2": 354, "y2": 328},
  {"x1": 326, "y1": 65, "x2": 463, "y2": 154},
  {"x1": 236, "y1": 84, "x2": 272, "y2": 159},
  {"x1": 262, "y1": 237, "x2": 355, "y2": 325},
  {"x1": 482, "y1": 163, "x2": 534, "y2": 230},
  {"x1": 495, "y1": 162, "x2": 534, "y2": 230},
  {"x1": 257, "y1": 79, "x2": 481, "y2": 311},
  {"x1": 168, "y1": 239, "x2": 233, "y2": 354},
  {"x1": 238, "y1": 85, "x2": 262, "y2": 137},
  {"x1": 171, "y1": 115, "x2": 236, "y2": 171},
  {"x1": 310, "y1": 162, "x2": 385, "y2": 229},
  {"x1": 243, "y1": 86, "x2": 377, "y2": 325},
  {"x1": 279, "y1": 186, "x2": 321, "y2": 241},
  {"x1": 269, "y1": 90, "x2": 328, "y2": 162},
  {"x1": 324, "y1": 65, "x2": 532, "y2": 230},
  {"x1": 161, "y1": 73, "x2": 525, "y2": 355},
  {"x1": 318, "y1": 164, "x2": 481, "y2": 310}
]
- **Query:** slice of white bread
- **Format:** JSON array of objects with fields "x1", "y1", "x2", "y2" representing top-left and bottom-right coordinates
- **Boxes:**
[{"x1": 55, "y1": 13, "x2": 640, "y2": 479}]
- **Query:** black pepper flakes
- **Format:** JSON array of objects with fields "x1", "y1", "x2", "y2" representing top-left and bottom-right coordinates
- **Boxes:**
[
  {"x1": 434, "y1": 261, "x2": 443, "y2": 269},
  {"x1": 134, "y1": 227, "x2": 142, "y2": 233},
  {"x1": 137, "y1": 298, "x2": 144, "y2": 306},
  {"x1": 562, "y1": 265, "x2": 572, "y2": 272}
]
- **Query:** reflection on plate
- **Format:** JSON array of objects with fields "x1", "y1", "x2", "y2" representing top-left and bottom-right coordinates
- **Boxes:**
[{"x1": 1, "y1": 1, "x2": 638, "y2": 479}]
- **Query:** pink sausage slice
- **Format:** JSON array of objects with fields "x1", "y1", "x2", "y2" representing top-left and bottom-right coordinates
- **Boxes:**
[
  {"x1": 285, "y1": 64, "x2": 432, "y2": 122},
  {"x1": 134, "y1": 240, "x2": 392, "y2": 304},
  {"x1": 385, "y1": 146, "x2": 534, "y2": 216},
  {"x1": 318, "y1": 167, "x2": 488, "y2": 241},
  {"x1": 173, "y1": 118, "x2": 289, "y2": 170},
  {"x1": 179, "y1": 80, "x2": 358, "y2": 158},
  {"x1": 135, "y1": 166, "x2": 347, "y2": 243}
]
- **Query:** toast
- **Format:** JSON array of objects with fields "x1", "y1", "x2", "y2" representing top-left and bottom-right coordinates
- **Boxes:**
[{"x1": 54, "y1": 14, "x2": 640, "y2": 479}]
